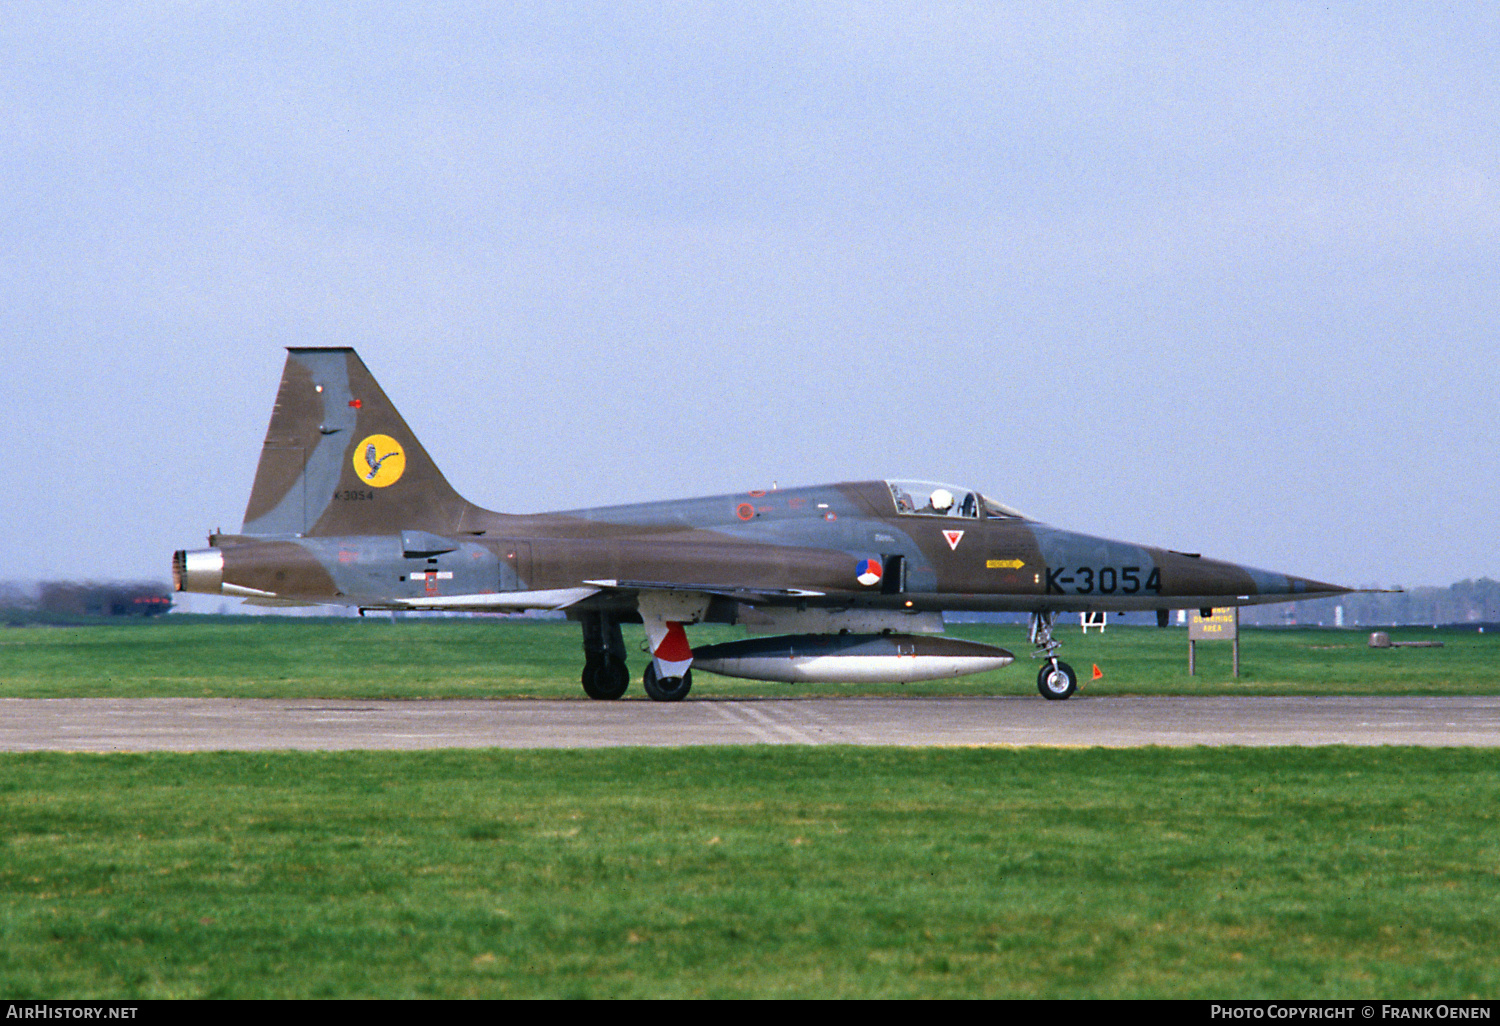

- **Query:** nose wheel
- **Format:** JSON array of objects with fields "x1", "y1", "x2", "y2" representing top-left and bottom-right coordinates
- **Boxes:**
[{"x1": 1037, "y1": 660, "x2": 1077, "y2": 700}]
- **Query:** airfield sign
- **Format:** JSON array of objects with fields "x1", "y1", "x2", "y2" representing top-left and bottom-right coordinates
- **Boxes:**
[
  {"x1": 1189, "y1": 608, "x2": 1239, "y2": 640},
  {"x1": 1188, "y1": 607, "x2": 1241, "y2": 677}
]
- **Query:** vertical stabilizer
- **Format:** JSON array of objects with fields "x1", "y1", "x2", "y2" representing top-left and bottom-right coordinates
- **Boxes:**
[{"x1": 241, "y1": 348, "x2": 479, "y2": 536}]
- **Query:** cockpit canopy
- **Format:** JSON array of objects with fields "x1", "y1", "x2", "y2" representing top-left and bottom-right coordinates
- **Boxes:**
[{"x1": 885, "y1": 480, "x2": 1027, "y2": 520}]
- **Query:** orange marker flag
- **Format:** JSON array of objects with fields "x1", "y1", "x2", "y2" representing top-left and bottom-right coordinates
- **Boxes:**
[{"x1": 1091, "y1": 664, "x2": 1103, "y2": 680}]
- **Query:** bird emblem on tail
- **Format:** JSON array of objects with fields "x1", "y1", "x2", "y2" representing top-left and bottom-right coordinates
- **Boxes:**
[
  {"x1": 365, "y1": 444, "x2": 401, "y2": 480},
  {"x1": 352, "y1": 434, "x2": 406, "y2": 487}
]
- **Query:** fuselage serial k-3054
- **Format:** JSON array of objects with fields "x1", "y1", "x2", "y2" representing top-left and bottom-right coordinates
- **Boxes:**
[{"x1": 173, "y1": 348, "x2": 1350, "y2": 701}]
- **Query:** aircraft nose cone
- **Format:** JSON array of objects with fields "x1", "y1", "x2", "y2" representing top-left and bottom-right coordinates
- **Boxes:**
[
  {"x1": 1286, "y1": 575, "x2": 1351, "y2": 598},
  {"x1": 1171, "y1": 551, "x2": 1350, "y2": 601},
  {"x1": 1238, "y1": 565, "x2": 1349, "y2": 599}
]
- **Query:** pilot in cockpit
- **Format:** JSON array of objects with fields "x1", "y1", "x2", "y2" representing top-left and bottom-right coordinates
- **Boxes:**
[{"x1": 924, "y1": 488, "x2": 955, "y2": 515}]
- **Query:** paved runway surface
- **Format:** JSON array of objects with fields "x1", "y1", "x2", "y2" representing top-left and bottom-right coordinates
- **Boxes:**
[{"x1": 2, "y1": 696, "x2": 1499, "y2": 751}]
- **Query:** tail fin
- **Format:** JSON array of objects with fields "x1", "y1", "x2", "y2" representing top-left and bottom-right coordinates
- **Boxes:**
[{"x1": 241, "y1": 348, "x2": 481, "y2": 536}]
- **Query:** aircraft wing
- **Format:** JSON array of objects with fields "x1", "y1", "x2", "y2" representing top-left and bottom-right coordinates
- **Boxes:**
[
  {"x1": 389, "y1": 586, "x2": 602, "y2": 612},
  {"x1": 582, "y1": 579, "x2": 826, "y2": 603},
  {"x1": 384, "y1": 579, "x2": 825, "y2": 614}
]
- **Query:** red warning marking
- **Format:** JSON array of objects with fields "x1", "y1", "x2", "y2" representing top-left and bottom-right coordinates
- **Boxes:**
[
  {"x1": 348, "y1": 399, "x2": 363, "y2": 409},
  {"x1": 655, "y1": 622, "x2": 692, "y2": 662},
  {"x1": 736, "y1": 503, "x2": 755, "y2": 521},
  {"x1": 942, "y1": 530, "x2": 965, "y2": 551},
  {"x1": 748, "y1": 490, "x2": 766, "y2": 498},
  {"x1": 1092, "y1": 664, "x2": 1103, "y2": 680}
]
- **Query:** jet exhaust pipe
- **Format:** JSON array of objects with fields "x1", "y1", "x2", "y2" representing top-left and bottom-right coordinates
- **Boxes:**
[
  {"x1": 172, "y1": 549, "x2": 224, "y2": 594},
  {"x1": 691, "y1": 633, "x2": 1013, "y2": 684},
  {"x1": 173, "y1": 542, "x2": 334, "y2": 600}
]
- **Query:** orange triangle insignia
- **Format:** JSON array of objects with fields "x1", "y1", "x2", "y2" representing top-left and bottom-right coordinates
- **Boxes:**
[{"x1": 942, "y1": 530, "x2": 964, "y2": 551}]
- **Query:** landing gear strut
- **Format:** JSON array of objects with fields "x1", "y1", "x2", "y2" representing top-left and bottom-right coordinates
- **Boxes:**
[
  {"x1": 635, "y1": 591, "x2": 708, "y2": 703},
  {"x1": 579, "y1": 611, "x2": 630, "y2": 700},
  {"x1": 1028, "y1": 611, "x2": 1077, "y2": 700}
]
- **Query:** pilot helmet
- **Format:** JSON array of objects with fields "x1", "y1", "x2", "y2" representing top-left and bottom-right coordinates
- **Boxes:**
[{"x1": 929, "y1": 488, "x2": 954, "y2": 511}]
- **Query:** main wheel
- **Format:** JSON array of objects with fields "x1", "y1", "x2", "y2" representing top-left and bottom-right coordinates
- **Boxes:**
[
  {"x1": 642, "y1": 662, "x2": 692, "y2": 702},
  {"x1": 1037, "y1": 660, "x2": 1077, "y2": 700},
  {"x1": 582, "y1": 657, "x2": 630, "y2": 700}
]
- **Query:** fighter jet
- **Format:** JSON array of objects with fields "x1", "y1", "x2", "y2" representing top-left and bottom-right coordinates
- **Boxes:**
[{"x1": 173, "y1": 348, "x2": 1350, "y2": 701}]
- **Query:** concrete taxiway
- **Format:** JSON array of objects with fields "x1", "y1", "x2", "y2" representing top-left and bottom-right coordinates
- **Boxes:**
[{"x1": 1, "y1": 696, "x2": 1498, "y2": 752}]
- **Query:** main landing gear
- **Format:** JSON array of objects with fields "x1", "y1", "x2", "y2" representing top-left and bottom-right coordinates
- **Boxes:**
[
  {"x1": 642, "y1": 663, "x2": 692, "y2": 702},
  {"x1": 1028, "y1": 611, "x2": 1077, "y2": 700},
  {"x1": 578, "y1": 611, "x2": 693, "y2": 701},
  {"x1": 579, "y1": 611, "x2": 630, "y2": 700}
]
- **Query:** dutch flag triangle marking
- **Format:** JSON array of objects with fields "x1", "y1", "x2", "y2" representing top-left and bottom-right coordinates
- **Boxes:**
[{"x1": 942, "y1": 530, "x2": 964, "y2": 551}]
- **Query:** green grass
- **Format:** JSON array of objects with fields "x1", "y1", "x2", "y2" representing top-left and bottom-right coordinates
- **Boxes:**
[
  {"x1": 0, "y1": 616, "x2": 1493, "y2": 699},
  {"x1": 0, "y1": 746, "x2": 1495, "y2": 999},
  {"x1": 3, "y1": 618, "x2": 1494, "y2": 998}
]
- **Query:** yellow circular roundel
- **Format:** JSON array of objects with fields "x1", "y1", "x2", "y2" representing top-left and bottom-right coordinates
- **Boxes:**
[{"x1": 353, "y1": 434, "x2": 406, "y2": 487}]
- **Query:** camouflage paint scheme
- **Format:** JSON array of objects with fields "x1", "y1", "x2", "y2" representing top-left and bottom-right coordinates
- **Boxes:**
[{"x1": 174, "y1": 348, "x2": 1349, "y2": 700}]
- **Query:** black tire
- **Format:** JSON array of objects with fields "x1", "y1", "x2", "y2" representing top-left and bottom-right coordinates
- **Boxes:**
[
  {"x1": 1037, "y1": 661, "x2": 1077, "y2": 700},
  {"x1": 582, "y1": 657, "x2": 630, "y2": 700},
  {"x1": 642, "y1": 662, "x2": 692, "y2": 702}
]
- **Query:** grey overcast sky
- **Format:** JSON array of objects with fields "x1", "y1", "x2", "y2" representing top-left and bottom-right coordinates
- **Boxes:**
[{"x1": 2, "y1": 2, "x2": 1496, "y2": 591}]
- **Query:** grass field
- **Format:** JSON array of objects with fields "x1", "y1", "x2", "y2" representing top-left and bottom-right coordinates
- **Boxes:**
[
  {"x1": 0, "y1": 615, "x2": 1493, "y2": 699},
  {"x1": 1, "y1": 746, "x2": 1497, "y2": 999},
  {"x1": 2, "y1": 616, "x2": 1496, "y2": 999}
]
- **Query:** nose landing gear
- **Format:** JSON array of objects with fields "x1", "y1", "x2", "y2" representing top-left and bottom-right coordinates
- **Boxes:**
[{"x1": 1028, "y1": 611, "x2": 1077, "y2": 700}]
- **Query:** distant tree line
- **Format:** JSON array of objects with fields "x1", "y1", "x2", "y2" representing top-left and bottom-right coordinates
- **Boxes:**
[
  {"x1": 941, "y1": 579, "x2": 1500, "y2": 629},
  {"x1": 0, "y1": 581, "x2": 173, "y2": 624},
  {"x1": 1238, "y1": 578, "x2": 1500, "y2": 628}
]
